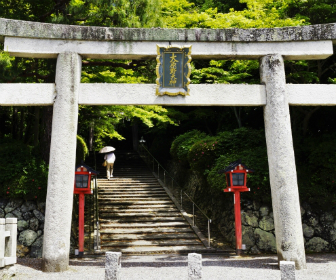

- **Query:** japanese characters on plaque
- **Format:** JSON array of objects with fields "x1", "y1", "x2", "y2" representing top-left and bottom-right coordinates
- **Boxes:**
[{"x1": 156, "y1": 45, "x2": 192, "y2": 96}]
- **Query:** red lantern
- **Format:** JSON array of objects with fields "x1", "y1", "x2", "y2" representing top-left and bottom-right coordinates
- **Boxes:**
[
  {"x1": 74, "y1": 163, "x2": 98, "y2": 257},
  {"x1": 219, "y1": 159, "x2": 254, "y2": 255}
]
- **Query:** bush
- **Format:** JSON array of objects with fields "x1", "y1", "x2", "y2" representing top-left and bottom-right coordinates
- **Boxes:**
[
  {"x1": 170, "y1": 130, "x2": 206, "y2": 165},
  {"x1": 0, "y1": 140, "x2": 48, "y2": 200},
  {"x1": 296, "y1": 134, "x2": 336, "y2": 209},
  {"x1": 76, "y1": 135, "x2": 89, "y2": 165},
  {"x1": 187, "y1": 136, "x2": 220, "y2": 172}
]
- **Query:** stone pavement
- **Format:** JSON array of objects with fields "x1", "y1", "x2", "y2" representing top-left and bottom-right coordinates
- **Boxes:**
[{"x1": 10, "y1": 253, "x2": 336, "y2": 280}]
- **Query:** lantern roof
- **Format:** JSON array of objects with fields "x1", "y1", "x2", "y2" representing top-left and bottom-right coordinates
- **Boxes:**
[
  {"x1": 75, "y1": 161, "x2": 99, "y2": 175},
  {"x1": 218, "y1": 159, "x2": 254, "y2": 174}
]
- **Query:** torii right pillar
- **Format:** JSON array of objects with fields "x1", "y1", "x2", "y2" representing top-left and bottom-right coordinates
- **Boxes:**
[{"x1": 260, "y1": 54, "x2": 306, "y2": 270}]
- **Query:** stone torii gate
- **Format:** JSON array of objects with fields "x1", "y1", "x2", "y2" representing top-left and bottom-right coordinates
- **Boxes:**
[{"x1": 1, "y1": 18, "x2": 336, "y2": 272}]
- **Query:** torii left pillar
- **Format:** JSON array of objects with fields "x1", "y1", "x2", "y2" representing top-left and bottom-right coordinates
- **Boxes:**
[{"x1": 42, "y1": 52, "x2": 82, "y2": 272}]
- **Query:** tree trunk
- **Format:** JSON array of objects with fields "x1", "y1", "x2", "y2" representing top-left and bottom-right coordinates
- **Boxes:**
[{"x1": 89, "y1": 122, "x2": 94, "y2": 151}]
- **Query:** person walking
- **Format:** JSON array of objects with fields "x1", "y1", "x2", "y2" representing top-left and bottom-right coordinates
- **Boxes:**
[{"x1": 104, "y1": 151, "x2": 116, "y2": 180}]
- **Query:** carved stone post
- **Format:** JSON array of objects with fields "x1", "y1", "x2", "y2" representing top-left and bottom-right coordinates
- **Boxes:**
[
  {"x1": 42, "y1": 52, "x2": 82, "y2": 272},
  {"x1": 260, "y1": 54, "x2": 306, "y2": 269}
]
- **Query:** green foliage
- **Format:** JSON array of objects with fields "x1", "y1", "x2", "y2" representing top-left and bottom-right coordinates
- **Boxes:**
[
  {"x1": 0, "y1": 140, "x2": 48, "y2": 200},
  {"x1": 206, "y1": 129, "x2": 270, "y2": 202},
  {"x1": 76, "y1": 135, "x2": 89, "y2": 165},
  {"x1": 187, "y1": 136, "x2": 219, "y2": 171},
  {"x1": 170, "y1": 128, "x2": 271, "y2": 203},
  {"x1": 296, "y1": 134, "x2": 336, "y2": 208},
  {"x1": 170, "y1": 130, "x2": 206, "y2": 164},
  {"x1": 0, "y1": 51, "x2": 14, "y2": 75}
]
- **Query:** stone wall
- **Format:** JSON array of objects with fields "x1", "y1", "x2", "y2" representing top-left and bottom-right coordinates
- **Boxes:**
[
  {"x1": 168, "y1": 162, "x2": 336, "y2": 254},
  {"x1": 0, "y1": 198, "x2": 45, "y2": 258}
]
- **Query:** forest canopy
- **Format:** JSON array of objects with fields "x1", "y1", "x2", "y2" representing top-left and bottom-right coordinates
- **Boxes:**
[{"x1": 0, "y1": 0, "x2": 336, "y2": 207}]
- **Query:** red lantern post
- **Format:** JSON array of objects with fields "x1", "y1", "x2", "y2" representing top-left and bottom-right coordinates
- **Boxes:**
[
  {"x1": 219, "y1": 160, "x2": 253, "y2": 255},
  {"x1": 74, "y1": 163, "x2": 98, "y2": 257}
]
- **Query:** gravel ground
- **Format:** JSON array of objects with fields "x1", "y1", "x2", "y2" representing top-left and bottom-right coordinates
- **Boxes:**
[{"x1": 8, "y1": 253, "x2": 336, "y2": 280}]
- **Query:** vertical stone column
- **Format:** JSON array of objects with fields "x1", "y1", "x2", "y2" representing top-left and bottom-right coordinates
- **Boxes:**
[
  {"x1": 5, "y1": 218, "x2": 17, "y2": 264},
  {"x1": 0, "y1": 218, "x2": 5, "y2": 267},
  {"x1": 42, "y1": 52, "x2": 82, "y2": 272},
  {"x1": 105, "y1": 252, "x2": 122, "y2": 280},
  {"x1": 188, "y1": 253, "x2": 202, "y2": 280},
  {"x1": 260, "y1": 54, "x2": 306, "y2": 269}
]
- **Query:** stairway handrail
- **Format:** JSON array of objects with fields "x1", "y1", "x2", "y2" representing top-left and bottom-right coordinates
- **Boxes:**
[{"x1": 138, "y1": 144, "x2": 212, "y2": 247}]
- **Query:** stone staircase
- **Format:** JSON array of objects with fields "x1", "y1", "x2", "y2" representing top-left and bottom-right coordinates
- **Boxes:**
[{"x1": 96, "y1": 151, "x2": 206, "y2": 254}]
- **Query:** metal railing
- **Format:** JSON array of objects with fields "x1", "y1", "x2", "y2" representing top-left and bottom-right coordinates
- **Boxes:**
[{"x1": 138, "y1": 144, "x2": 212, "y2": 247}]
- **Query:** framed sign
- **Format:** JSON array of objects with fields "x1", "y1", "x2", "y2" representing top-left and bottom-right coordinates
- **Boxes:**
[{"x1": 156, "y1": 45, "x2": 192, "y2": 96}]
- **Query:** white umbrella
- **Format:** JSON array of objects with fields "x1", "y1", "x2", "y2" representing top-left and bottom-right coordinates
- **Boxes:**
[{"x1": 99, "y1": 146, "x2": 115, "y2": 153}]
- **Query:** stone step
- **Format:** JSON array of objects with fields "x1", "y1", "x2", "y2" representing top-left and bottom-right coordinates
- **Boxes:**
[
  {"x1": 99, "y1": 216, "x2": 185, "y2": 222},
  {"x1": 98, "y1": 190, "x2": 166, "y2": 194},
  {"x1": 99, "y1": 212, "x2": 180, "y2": 217},
  {"x1": 98, "y1": 200, "x2": 174, "y2": 205},
  {"x1": 99, "y1": 222, "x2": 189, "y2": 228},
  {"x1": 100, "y1": 233, "x2": 198, "y2": 240},
  {"x1": 100, "y1": 228, "x2": 194, "y2": 234},
  {"x1": 101, "y1": 239, "x2": 202, "y2": 247},
  {"x1": 98, "y1": 188, "x2": 163, "y2": 192},
  {"x1": 98, "y1": 245, "x2": 208, "y2": 254},
  {"x1": 98, "y1": 195, "x2": 170, "y2": 199},
  {"x1": 99, "y1": 205, "x2": 178, "y2": 210}
]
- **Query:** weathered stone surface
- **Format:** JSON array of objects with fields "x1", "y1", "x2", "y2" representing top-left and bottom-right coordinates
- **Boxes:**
[
  {"x1": 305, "y1": 237, "x2": 329, "y2": 252},
  {"x1": 314, "y1": 225, "x2": 323, "y2": 236},
  {"x1": 5, "y1": 200, "x2": 23, "y2": 213},
  {"x1": 0, "y1": 208, "x2": 4, "y2": 218},
  {"x1": 30, "y1": 235, "x2": 44, "y2": 258},
  {"x1": 12, "y1": 209, "x2": 23, "y2": 220},
  {"x1": 17, "y1": 220, "x2": 29, "y2": 231},
  {"x1": 0, "y1": 264, "x2": 16, "y2": 280},
  {"x1": 2, "y1": 18, "x2": 336, "y2": 44},
  {"x1": 33, "y1": 210, "x2": 44, "y2": 222},
  {"x1": 21, "y1": 201, "x2": 37, "y2": 212},
  {"x1": 261, "y1": 54, "x2": 306, "y2": 269},
  {"x1": 307, "y1": 215, "x2": 319, "y2": 227},
  {"x1": 29, "y1": 217, "x2": 39, "y2": 231},
  {"x1": 5, "y1": 213, "x2": 16, "y2": 218},
  {"x1": 37, "y1": 202, "x2": 46, "y2": 213},
  {"x1": 241, "y1": 212, "x2": 258, "y2": 227},
  {"x1": 333, "y1": 220, "x2": 336, "y2": 229},
  {"x1": 105, "y1": 252, "x2": 122, "y2": 280},
  {"x1": 300, "y1": 206, "x2": 305, "y2": 216},
  {"x1": 19, "y1": 229, "x2": 38, "y2": 246},
  {"x1": 280, "y1": 261, "x2": 296, "y2": 280},
  {"x1": 42, "y1": 52, "x2": 81, "y2": 273},
  {"x1": 17, "y1": 244, "x2": 30, "y2": 257},
  {"x1": 188, "y1": 253, "x2": 202, "y2": 280},
  {"x1": 242, "y1": 226, "x2": 255, "y2": 249},
  {"x1": 23, "y1": 211, "x2": 33, "y2": 221},
  {"x1": 250, "y1": 245, "x2": 261, "y2": 254},
  {"x1": 330, "y1": 229, "x2": 336, "y2": 243},
  {"x1": 260, "y1": 206, "x2": 269, "y2": 217},
  {"x1": 259, "y1": 216, "x2": 274, "y2": 231},
  {"x1": 302, "y1": 223, "x2": 314, "y2": 238},
  {"x1": 254, "y1": 228, "x2": 276, "y2": 253},
  {"x1": 320, "y1": 212, "x2": 334, "y2": 224},
  {"x1": 37, "y1": 230, "x2": 43, "y2": 237}
]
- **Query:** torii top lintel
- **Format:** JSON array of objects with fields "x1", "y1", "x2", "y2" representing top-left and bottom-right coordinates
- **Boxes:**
[
  {"x1": 1, "y1": 18, "x2": 336, "y2": 43},
  {"x1": 0, "y1": 18, "x2": 335, "y2": 60}
]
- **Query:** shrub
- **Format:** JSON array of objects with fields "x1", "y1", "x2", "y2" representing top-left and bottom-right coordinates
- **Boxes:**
[
  {"x1": 76, "y1": 135, "x2": 89, "y2": 165},
  {"x1": 170, "y1": 130, "x2": 206, "y2": 165},
  {"x1": 187, "y1": 136, "x2": 220, "y2": 172},
  {"x1": 0, "y1": 140, "x2": 48, "y2": 200}
]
